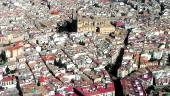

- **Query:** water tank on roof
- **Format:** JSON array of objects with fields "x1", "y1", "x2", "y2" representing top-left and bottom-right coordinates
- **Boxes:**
[
  {"x1": 130, "y1": 8, "x2": 135, "y2": 12},
  {"x1": 119, "y1": 2, "x2": 124, "y2": 5},
  {"x1": 86, "y1": 57, "x2": 92, "y2": 63}
]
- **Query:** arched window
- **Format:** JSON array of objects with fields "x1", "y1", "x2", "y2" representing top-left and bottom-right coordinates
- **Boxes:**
[{"x1": 96, "y1": 27, "x2": 100, "y2": 33}]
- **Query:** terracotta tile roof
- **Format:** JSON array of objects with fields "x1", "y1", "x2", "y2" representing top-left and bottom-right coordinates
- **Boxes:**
[
  {"x1": 38, "y1": 76, "x2": 48, "y2": 83},
  {"x1": 1, "y1": 76, "x2": 15, "y2": 82},
  {"x1": 112, "y1": 21, "x2": 125, "y2": 27},
  {"x1": 50, "y1": 10, "x2": 60, "y2": 15},
  {"x1": 75, "y1": 83, "x2": 115, "y2": 96},
  {"x1": 7, "y1": 45, "x2": 23, "y2": 51},
  {"x1": 64, "y1": 86, "x2": 74, "y2": 92},
  {"x1": 55, "y1": 94, "x2": 63, "y2": 96},
  {"x1": 44, "y1": 85, "x2": 53, "y2": 91},
  {"x1": 41, "y1": 55, "x2": 56, "y2": 61}
]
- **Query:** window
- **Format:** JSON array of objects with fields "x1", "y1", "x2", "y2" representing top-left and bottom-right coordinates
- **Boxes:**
[
  {"x1": 96, "y1": 27, "x2": 100, "y2": 33},
  {"x1": 93, "y1": 22, "x2": 95, "y2": 26}
]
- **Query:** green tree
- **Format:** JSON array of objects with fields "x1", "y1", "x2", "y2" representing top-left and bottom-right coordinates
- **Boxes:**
[
  {"x1": 55, "y1": 58, "x2": 62, "y2": 67},
  {"x1": 0, "y1": 61, "x2": 5, "y2": 65},
  {"x1": 5, "y1": 66, "x2": 11, "y2": 74},
  {"x1": 32, "y1": 88, "x2": 36, "y2": 94},
  {"x1": 1, "y1": 51, "x2": 7, "y2": 62},
  {"x1": 79, "y1": 40, "x2": 85, "y2": 46},
  {"x1": 150, "y1": 51, "x2": 157, "y2": 61},
  {"x1": 37, "y1": 80, "x2": 41, "y2": 86},
  {"x1": 10, "y1": 69, "x2": 16, "y2": 74}
]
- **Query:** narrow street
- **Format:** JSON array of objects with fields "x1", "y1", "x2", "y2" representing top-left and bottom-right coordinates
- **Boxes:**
[
  {"x1": 105, "y1": 29, "x2": 131, "y2": 96},
  {"x1": 15, "y1": 76, "x2": 23, "y2": 96}
]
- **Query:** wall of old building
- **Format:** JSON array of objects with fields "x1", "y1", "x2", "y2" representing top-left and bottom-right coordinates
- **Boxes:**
[{"x1": 77, "y1": 16, "x2": 115, "y2": 34}]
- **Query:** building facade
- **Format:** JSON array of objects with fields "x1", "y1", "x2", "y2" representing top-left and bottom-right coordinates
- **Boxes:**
[{"x1": 77, "y1": 16, "x2": 115, "y2": 34}]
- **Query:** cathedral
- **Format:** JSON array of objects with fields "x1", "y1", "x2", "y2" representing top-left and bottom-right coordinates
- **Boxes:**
[{"x1": 77, "y1": 15, "x2": 115, "y2": 34}]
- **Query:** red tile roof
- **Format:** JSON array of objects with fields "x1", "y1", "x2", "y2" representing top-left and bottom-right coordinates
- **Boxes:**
[
  {"x1": 44, "y1": 85, "x2": 52, "y2": 91},
  {"x1": 70, "y1": 94, "x2": 78, "y2": 96},
  {"x1": 6, "y1": 41, "x2": 24, "y2": 51},
  {"x1": 41, "y1": 55, "x2": 56, "y2": 61},
  {"x1": 7, "y1": 45, "x2": 23, "y2": 51},
  {"x1": 38, "y1": 76, "x2": 48, "y2": 83},
  {"x1": 50, "y1": 10, "x2": 60, "y2": 15},
  {"x1": 75, "y1": 83, "x2": 115, "y2": 96},
  {"x1": 64, "y1": 86, "x2": 74, "y2": 92},
  {"x1": 55, "y1": 94, "x2": 63, "y2": 96},
  {"x1": 1, "y1": 76, "x2": 15, "y2": 82},
  {"x1": 112, "y1": 21, "x2": 125, "y2": 27}
]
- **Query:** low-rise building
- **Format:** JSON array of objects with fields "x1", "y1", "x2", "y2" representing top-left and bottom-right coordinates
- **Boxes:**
[
  {"x1": 0, "y1": 76, "x2": 16, "y2": 89},
  {"x1": 74, "y1": 82, "x2": 115, "y2": 96}
]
